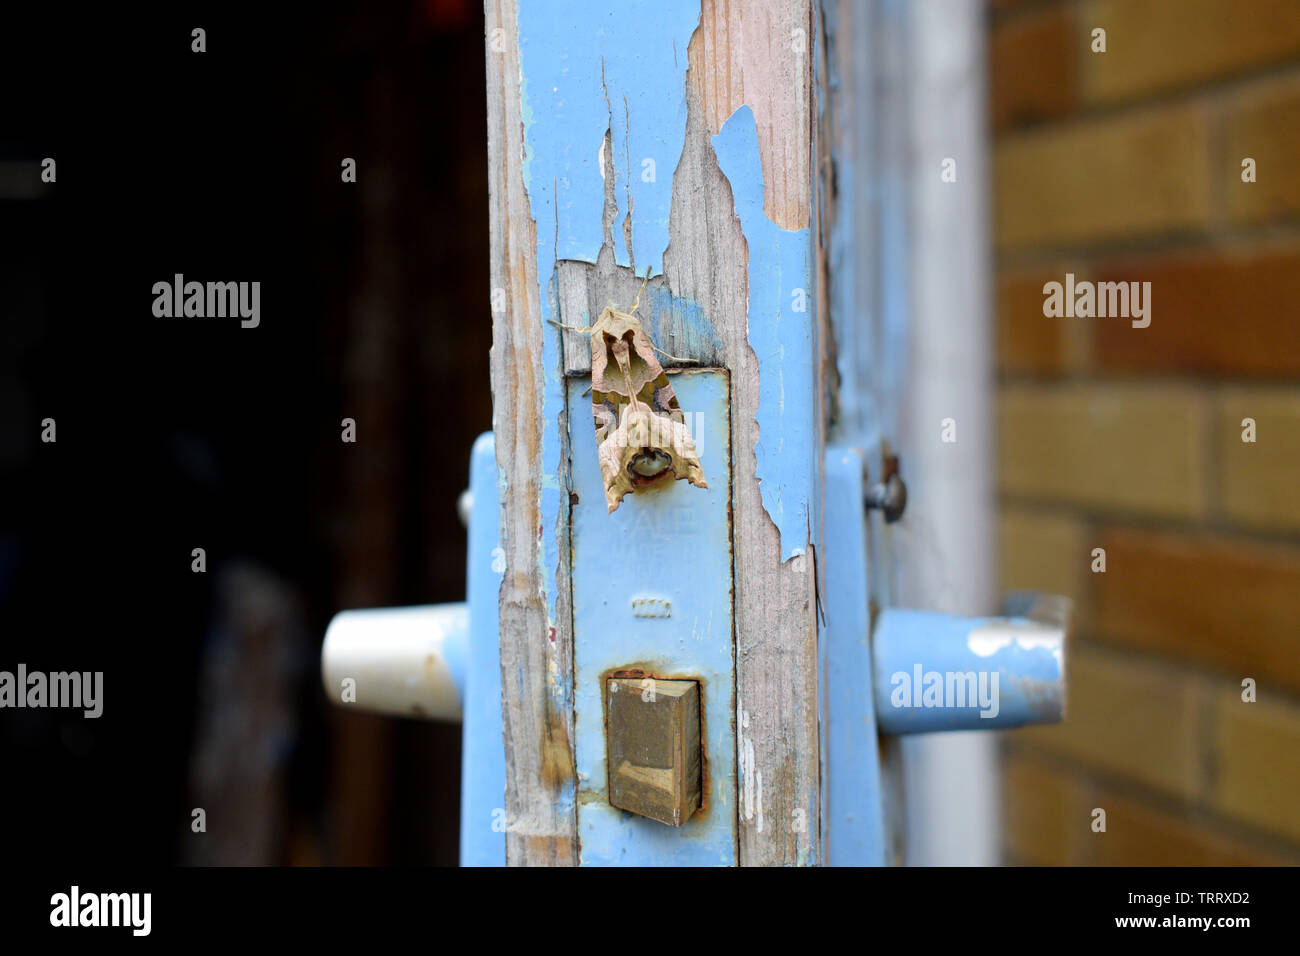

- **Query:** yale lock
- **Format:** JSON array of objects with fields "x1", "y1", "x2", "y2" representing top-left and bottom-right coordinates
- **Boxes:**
[{"x1": 568, "y1": 370, "x2": 735, "y2": 864}]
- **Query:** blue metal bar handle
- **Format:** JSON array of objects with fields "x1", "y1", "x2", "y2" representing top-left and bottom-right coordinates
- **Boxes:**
[{"x1": 872, "y1": 592, "x2": 1070, "y2": 734}]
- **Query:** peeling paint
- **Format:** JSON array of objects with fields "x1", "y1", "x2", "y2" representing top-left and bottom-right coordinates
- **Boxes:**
[
  {"x1": 516, "y1": 0, "x2": 703, "y2": 622},
  {"x1": 967, "y1": 619, "x2": 1065, "y2": 669},
  {"x1": 517, "y1": 2, "x2": 814, "y2": 559},
  {"x1": 518, "y1": 5, "x2": 695, "y2": 271},
  {"x1": 690, "y1": 0, "x2": 812, "y2": 230},
  {"x1": 712, "y1": 105, "x2": 815, "y2": 561},
  {"x1": 511, "y1": 0, "x2": 818, "y2": 865},
  {"x1": 514, "y1": 2, "x2": 716, "y2": 867},
  {"x1": 738, "y1": 705, "x2": 764, "y2": 834}
]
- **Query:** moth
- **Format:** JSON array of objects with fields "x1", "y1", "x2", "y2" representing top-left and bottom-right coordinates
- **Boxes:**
[{"x1": 553, "y1": 274, "x2": 707, "y2": 512}]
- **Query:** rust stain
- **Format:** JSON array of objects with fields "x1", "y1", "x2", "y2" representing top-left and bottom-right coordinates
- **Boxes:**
[
  {"x1": 539, "y1": 700, "x2": 575, "y2": 789},
  {"x1": 597, "y1": 663, "x2": 714, "y2": 824},
  {"x1": 1011, "y1": 674, "x2": 1065, "y2": 721}
]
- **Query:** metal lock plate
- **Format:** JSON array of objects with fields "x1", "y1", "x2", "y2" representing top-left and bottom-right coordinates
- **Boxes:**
[
  {"x1": 606, "y1": 677, "x2": 702, "y2": 827},
  {"x1": 569, "y1": 369, "x2": 736, "y2": 865}
]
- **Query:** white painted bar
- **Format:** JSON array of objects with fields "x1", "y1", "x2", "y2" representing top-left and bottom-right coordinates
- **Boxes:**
[
  {"x1": 896, "y1": 0, "x2": 1000, "y2": 867},
  {"x1": 321, "y1": 604, "x2": 467, "y2": 722}
]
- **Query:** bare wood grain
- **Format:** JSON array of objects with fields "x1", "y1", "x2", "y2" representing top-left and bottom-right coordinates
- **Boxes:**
[
  {"x1": 484, "y1": 0, "x2": 577, "y2": 866},
  {"x1": 695, "y1": 0, "x2": 812, "y2": 230},
  {"x1": 556, "y1": 260, "x2": 724, "y2": 374}
]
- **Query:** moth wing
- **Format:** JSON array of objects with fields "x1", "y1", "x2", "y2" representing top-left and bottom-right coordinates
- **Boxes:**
[{"x1": 589, "y1": 307, "x2": 707, "y2": 512}]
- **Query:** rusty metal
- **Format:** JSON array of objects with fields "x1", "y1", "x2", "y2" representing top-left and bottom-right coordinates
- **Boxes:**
[{"x1": 865, "y1": 457, "x2": 907, "y2": 523}]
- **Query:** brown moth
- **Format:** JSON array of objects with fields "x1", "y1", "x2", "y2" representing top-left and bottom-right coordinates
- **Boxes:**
[{"x1": 556, "y1": 277, "x2": 707, "y2": 512}]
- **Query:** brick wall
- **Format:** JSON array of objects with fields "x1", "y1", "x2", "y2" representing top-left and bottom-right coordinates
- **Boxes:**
[{"x1": 990, "y1": 0, "x2": 1300, "y2": 865}]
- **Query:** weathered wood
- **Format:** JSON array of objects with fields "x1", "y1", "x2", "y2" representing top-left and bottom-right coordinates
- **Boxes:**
[
  {"x1": 556, "y1": 261, "x2": 723, "y2": 374},
  {"x1": 486, "y1": 0, "x2": 824, "y2": 866},
  {"x1": 661, "y1": 0, "x2": 821, "y2": 866},
  {"x1": 484, "y1": 0, "x2": 577, "y2": 866}
]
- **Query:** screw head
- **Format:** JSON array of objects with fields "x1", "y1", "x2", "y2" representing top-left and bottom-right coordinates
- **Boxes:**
[{"x1": 866, "y1": 473, "x2": 907, "y2": 523}]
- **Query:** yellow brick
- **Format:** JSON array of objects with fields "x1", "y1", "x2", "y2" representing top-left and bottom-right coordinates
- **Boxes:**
[
  {"x1": 1218, "y1": 390, "x2": 1300, "y2": 532},
  {"x1": 999, "y1": 507, "x2": 1090, "y2": 628},
  {"x1": 999, "y1": 507, "x2": 1087, "y2": 596},
  {"x1": 995, "y1": 106, "x2": 1209, "y2": 249},
  {"x1": 1094, "y1": 243, "x2": 1300, "y2": 376},
  {"x1": 1092, "y1": 787, "x2": 1291, "y2": 865},
  {"x1": 1015, "y1": 646, "x2": 1201, "y2": 797},
  {"x1": 1094, "y1": 527, "x2": 1300, "y2": 693},
  {"x1": 1225, "y1": 75, "x2": 1300, "y2": 224},
  {"x1": 997, "y1": 265, "x2": 1092, "y2": 375},
  {"x1": 1213, "y1": 691, "x2": 1300, "y2": 845},
  {"x1": 1082, "y1": 0, "x2": 1300, "y2": 104},
  {"x1": 999, "y1": 384, "x2": 1208, "y2": 518},
  {"x1": 990, "y1": 5, "x2": 1077, "y2": 130},
  {"x1": 1003, "y1": 752, "x2": 1080, "y2": 865}
]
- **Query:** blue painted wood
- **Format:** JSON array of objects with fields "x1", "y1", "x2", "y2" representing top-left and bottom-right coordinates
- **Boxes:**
[
  {"x1": 569, "y1": 371, "x2": 736, "y2": 866},
  {"x1": 517, "y1": 3, "x2": 696, "y2": 274},
  {"x1": 712, "y1": 106, "x2": 816, "y2": 562},
  {"x1": 510, "y1": 0, "x2": 823, "y2": 864},
  {"x1": 821, "y1": 445, "x2": 887, "y2": 865},
  {"x1": 822, "y1": 0, "x2": 910, "y2": 453},
  {"x1": 460, "y1": 432, "x2": 507, "y2": 866},
  {"x1": 514, "y1": 2, "x2": 704, "y2": 845}
]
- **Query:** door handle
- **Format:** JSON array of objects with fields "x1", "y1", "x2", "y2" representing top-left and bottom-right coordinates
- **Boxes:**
[
  {"x1": 321, "y1": 604, "x2": 468, "y2": 722},
  {"x1": 319, "y1": 433, "x2": 507, "y2": 866},
  {"x1": 872, "y1": 591, "x2": 1070, "y2": 734}
]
